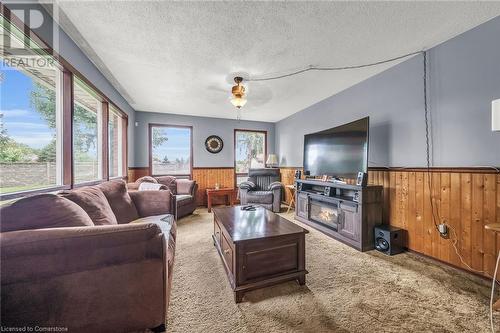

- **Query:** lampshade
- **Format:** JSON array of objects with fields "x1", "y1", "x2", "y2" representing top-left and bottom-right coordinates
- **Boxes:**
[
  {"x1": 230, "y1": 96, "x2": 247, "y2": 109},
  {"x1": 493, "y1": 99, "x2": 500, "y2": 131},
  {"x1": 266, "y1": 154, "x2": 278, "y2": 166}
]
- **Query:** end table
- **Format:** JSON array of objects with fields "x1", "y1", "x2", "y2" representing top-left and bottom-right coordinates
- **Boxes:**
[
  {"x1": 285, "y1": 184, "x2": 296, "y2": 213},
  {"x1": 207, "y1": 188, "x2": 235, "y2": 212}
]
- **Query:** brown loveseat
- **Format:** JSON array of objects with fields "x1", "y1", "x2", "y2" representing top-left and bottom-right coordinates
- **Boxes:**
[
  {"x1": 0, "y1": 180, "x2": 176, "y2": 333},
  {"x1": 128, "y1": 176, "x2": 198, "y2": 219}
]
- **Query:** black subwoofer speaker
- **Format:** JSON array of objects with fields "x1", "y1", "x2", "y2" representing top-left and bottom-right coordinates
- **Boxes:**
[{"x1": 374, "y1": 225, "x2": 403, "y2": 255}]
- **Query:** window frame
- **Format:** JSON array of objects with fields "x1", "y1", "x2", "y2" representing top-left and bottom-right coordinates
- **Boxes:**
[
  {"x1": 148, "y1": 123, "x2": 193, "y2": 179},
  {"x1": 108, "y1": 105, "x2": 125, "y2": 180},
  {"x1": 233, "y1": 129, "x2": 268, "y2": 186},
  {"x1": 72, "y1": 77, "x2": 105, "y2": 184},
  {"x1": 0, "y1": 5, "x2": 129, "y2": 201}
]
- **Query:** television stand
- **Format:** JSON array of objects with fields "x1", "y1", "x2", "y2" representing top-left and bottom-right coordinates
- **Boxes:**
[{"x1": 295, "y1": 179, "x2": 383, "y2": 251}]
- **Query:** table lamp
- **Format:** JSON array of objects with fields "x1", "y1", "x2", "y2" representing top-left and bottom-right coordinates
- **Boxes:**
[{"x1": 266, "y1": 154, "x2": 278, "y2": 168}]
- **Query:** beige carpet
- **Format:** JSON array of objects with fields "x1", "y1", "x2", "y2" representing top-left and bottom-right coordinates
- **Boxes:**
[{"x1": 167, "y1": 207, "x2": 499, "y2": 333}]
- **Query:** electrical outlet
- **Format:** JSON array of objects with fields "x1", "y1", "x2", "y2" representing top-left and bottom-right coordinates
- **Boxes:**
[{"x1": 438, "y1": 223, "x2": 448, "y2": 238}]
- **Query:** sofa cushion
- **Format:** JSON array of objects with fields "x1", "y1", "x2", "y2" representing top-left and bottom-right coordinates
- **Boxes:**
[
  {"x1": 246, "y1": 191, "x2": 274, "y2": 204},
  {"x1": 176, "y1": 194, "x2": 193, "y2": 206},
  {"x1": 176, "y1": 179, "x2": 195, "y2": 195},
  {"x1": 98, "y1": 180, "x2": 139, "y2": 224},
  {"x1": 59, "y1": 186, "x2": 118, "y2": 225},
  {"x1": 129, "y1": 190, "x2": 173, "y2": 218},
  {"x1": 155, "y1": 176, "x2": 177, "y2": 195},
  {"x1": 0, "y1": 194, "x2": 94, "y2": 232}
]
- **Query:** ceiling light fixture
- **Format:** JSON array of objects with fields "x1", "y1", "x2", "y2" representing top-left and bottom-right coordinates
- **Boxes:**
[{"x1": 230, "y1": 76, "x2": 247, "y2": 109}]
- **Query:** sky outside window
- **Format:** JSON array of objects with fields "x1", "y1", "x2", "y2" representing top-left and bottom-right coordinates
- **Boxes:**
[
  {"x1": 151, "y1": 126, "x2": 191, "y2": 175},
  {"x1": 1, "y1": 62, "x2": 55, "y2": 150}
]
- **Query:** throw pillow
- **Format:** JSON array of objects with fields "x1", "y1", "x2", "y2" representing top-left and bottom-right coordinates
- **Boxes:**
[
  {"x1": 60, "y1": 186, "x2": 118, "y2": 225},
  {"x1": 98, "y1": 180, "x2": 139, "y2": 224}
]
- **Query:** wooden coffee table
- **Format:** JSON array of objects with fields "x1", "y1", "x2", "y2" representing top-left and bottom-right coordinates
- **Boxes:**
[
  {"x1": 206, "y1": 188, "x2": 235, "y2": 212},
  {"x1": 212, "y1": 206, "x2": 308, "y2": 303}
]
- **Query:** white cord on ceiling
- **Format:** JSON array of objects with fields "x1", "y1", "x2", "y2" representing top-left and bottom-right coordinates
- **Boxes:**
[{"x1": 247, "y1": 50, "x2": 424, "y2": 82}]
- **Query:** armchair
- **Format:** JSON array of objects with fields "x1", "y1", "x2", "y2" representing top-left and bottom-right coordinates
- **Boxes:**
[
  {"x1": 239, "y1": 168, "x2": 283, "y2": 212},
  {"x1": 128, "y1": 176, "x2": 198, "y2": 219}
]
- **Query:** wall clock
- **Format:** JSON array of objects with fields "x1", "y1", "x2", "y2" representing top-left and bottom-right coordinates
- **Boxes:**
[{"x1": 205, "y1": 135, "x2": 224, "y2": 154}]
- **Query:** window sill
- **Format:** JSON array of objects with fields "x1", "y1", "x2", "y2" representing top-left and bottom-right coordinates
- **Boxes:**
[
  {"x1": 152, "y1": 174, "x2": 191, "y2": 179},
  {"x1": 73, "y1": 179, "x2": 107, "y2": 188},
  {"x1": 0, "y1": 185, "x2": 71, "y2": 202}
]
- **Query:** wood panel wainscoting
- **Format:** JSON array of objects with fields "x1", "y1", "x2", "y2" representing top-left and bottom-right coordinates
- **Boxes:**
[
  {"x1": 128, "y1": 167, "x2": 235, "y2": 206},
  {"x1": 128, "y1": 167, "x2": 149, "y2": 182},
  {"x1": 279, "y1": 166, "x2": 500, "y2": 280},
  {"x1": 192, "y1": 167, "x2": 235, "y2": 206},
  {"x1": 129, "y1": 165, "x2": 500, "y2": 279}
]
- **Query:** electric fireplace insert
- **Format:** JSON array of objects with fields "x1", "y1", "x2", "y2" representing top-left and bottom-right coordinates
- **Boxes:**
[{"x1": 309, "y1": 199, "x2": 340, "y2": 231}]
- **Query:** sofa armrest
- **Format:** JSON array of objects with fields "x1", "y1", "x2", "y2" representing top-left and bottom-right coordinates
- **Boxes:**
[
  {"x1": 238, "y1": 187, "x2": 249, "y2": 205},
  {"x1": 127, "y1": 182, "x2": 140, "y2": 191},
  {"x1": 191, "y1": 183, "x2": 198, "y2": 197},
  {"x1": 129, "y1": 190, "x2": 174, "y2": 217},
  {"x1": 1, "y1": 223, "x2": 166, "y2": 284},
  {"x1": 268, "y1": 181, "x2": 283, "y2": 191},
  {"x1": 239, "y1": 181, "x2": 256, "y2": 190},
  {"x1": 270, "y1": 183, "x2": 283, "y2": 212}
]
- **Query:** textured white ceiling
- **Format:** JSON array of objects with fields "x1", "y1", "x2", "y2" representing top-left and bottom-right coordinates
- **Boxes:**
[{"x1": 54, "y1": 1, "x2": 500, "y2": 122}]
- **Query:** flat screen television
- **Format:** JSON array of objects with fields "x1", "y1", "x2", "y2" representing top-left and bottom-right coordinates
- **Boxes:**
[{"x1": 303, "y1": 117, "x2": 369, "y2": 179}]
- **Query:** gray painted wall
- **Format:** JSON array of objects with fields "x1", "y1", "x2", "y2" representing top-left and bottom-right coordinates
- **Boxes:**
[
  {"x1": 134, "y1": 112, "x2": 275, "y2": 168},
  {"x1": 275, "y1": 16, "x2": 500, "y2": 168},
  {"x1": 5, "y1": 3, "x2": 137, "y2": 165}
]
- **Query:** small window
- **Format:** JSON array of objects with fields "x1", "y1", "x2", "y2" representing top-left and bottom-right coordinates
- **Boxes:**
[
  {"x1": 234, "y1": 130, "x2": 267, "y2": 185},
  {"x1": 108, "y1": 105, "x2": 123, "y2": 178},
  {"x1": 73, "y1": 78, "x2": 103, "y2": 183},
  {"x1": 0, "y1": 21, "x2": 63, "y2": 195},
  {"x1": 150, "y1": 125, "x2": 192, "y2": 176}
]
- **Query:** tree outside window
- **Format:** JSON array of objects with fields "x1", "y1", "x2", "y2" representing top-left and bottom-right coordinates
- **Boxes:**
[
  {"x1": 0, "y1": 58, "x2": 62, "y2": 194},
  {"x1": 235, "y1": 130, "x2": 266, "y2": 185}
]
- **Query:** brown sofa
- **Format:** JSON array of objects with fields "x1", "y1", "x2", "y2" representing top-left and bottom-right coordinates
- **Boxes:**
[
  {"x1": 128, "y1": 176, "x2": 198, "y2": 219},
  {"x1": 0, "y1": 180, "x2": 176, "y2": 333}
]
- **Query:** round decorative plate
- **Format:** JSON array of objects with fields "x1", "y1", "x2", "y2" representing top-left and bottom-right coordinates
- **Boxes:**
[{"x1": 205, "y1": 135, "x2": 223, "y2": 154}]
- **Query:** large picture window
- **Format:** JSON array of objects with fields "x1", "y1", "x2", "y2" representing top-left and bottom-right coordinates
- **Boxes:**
[
  {"x1": 234, "y1": 129, "x2": 267, "y2": 185},
  {"x1": 0, "y1": 21, "x2": 63, "y2": 194},
  {"x1": 150, "y1": 124, "x2": 192, "y2": 176},
  {"x1": 0, "y1": 10, "x2": 129, "y2": 200},
  {"x1": 73, "y1": 78, "x2": 103, "y2": 183}
]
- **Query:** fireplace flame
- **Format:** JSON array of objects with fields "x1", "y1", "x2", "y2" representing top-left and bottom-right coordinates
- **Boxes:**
[{"x1": 318, "y1": 208, "x2": 335, "y2": 222}]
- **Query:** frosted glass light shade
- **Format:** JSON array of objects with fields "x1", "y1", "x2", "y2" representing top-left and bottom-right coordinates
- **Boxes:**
[
  {"x1": 493, "y1": 99, "x2": 500, "y2": 131},
  {"x1": 231, "y1": 96, "x2": 247, "y2": 108}
]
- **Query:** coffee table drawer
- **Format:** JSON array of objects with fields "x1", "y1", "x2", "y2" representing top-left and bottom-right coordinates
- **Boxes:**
[
  {"x1": 221, "y1": 234, "x2": 233, "y2": 274},
  {"x1": 214, "y1": 220, "x2": 222, "y2": 245}
]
